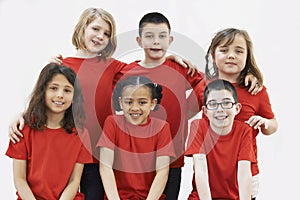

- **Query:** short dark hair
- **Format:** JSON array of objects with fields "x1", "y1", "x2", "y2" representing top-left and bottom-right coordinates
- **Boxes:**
[
  {"x1": 112, "y1": 76, "x2": 163, "y2": 111},
  {"x1": 138, "y1": 12, "x2": 171, "y2": 36},
  {"x1": 203, "y1": 79, "x2": 238, "y2": 104}
]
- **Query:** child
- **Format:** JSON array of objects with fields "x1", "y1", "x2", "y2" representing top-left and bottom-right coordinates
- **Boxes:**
[
  {"x1": 186, "y1": 79, "x2": 254, "y2": 200},
  {"x1": 114, "y1": 13, "x2": 262, "y2": 199},
  {"x1": 5, "y1": 63, "x2": 93, "y2": 200},
  {"x1": 97, "y1": 76, "x2": 175, "y2": 200},
  {"x1": 113, "y1": 12, "x2": 205, "y2": 199},
  {"x1": 192, "y1": 28, "x2": 278, "y2": 199},
  {"x1": 8, "y1": 8, "x2": 193, "y2": 200}
]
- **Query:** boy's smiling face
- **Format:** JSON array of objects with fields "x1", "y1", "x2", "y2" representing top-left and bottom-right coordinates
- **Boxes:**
[
  {"x1": 137, "y1": 23, "x2": 173, "y2": 63},
  {"x1": 203, "y1": 89, "x2": 241, "y2": 135}
]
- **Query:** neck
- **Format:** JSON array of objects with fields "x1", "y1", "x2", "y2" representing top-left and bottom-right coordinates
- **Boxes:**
[
  {"x1": 218, "y1": 73, "x2": 239, "y2": 83},
  {"x1": 139, "y1": 57, "x2": 166, "y2": 68},
  {"x1": 46, "y1": 112, "x2": 64, "y2": 129},
  {"x1": 75, "y1": 49, "x2": 98, "y2": 58},
  {"x1": 210, "y1": 123, "x2": 233, "y2": 136}
]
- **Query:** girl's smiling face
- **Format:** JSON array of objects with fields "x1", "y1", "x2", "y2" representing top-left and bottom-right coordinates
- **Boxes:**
[
  {"x1": 83, "y1": 17, "x2": 111, "y2": 57},
  {"x1": 213, "y1": 34, "x2": 248, "y2": 82},
  {"x1": 119, "y1": 85, "x2": 157, "y2": 125}
]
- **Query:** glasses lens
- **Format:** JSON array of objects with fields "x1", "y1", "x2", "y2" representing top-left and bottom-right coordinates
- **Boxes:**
[{"x1": 221, "y1": 102, "x2": 234, "y2": 109}]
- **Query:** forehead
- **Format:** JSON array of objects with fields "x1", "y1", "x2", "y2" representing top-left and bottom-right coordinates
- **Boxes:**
[
  {"x1": 207, "y1": 89, "x2": 234, "y2": 101},
  {"x1": 121, "y1": 85, "x2": 151, "y2": 97},
  {"x1": 88, "y1": 16, "x2": 111, "y2": 32},
  {"x1": 141, "y1": 23, "x2": 169, "y2": 33},
  {"x1": 219, "y1": 34, "x2": 247, "y2": 48},
  {"x1": 49, "y1": 74, "x2": 72, "y2": 86}
]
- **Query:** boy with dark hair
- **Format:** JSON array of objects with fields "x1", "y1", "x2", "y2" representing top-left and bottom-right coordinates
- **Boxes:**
[
  {"x1": 185, "y1": 79, "x2": 254, "y2": 200},
  {"x1": 114, "y1": 12, "x2": 204, "y2": 199}
]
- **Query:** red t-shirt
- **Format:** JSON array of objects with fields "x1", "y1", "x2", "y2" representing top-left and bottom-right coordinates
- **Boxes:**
[
  {"x1": 191, "y1": 79, "x2": 275, "y2": 175},
  {"x1": 63, "y1": 57, "x2": 126, "y2": 162},
  {"x1": 5, "y1": 125, "x2": 93, "y2": 200},
  {"x1": 185, "y1": 119, "x2": 254, "y2": 200},
  {"x1": 114, "y1": 59, "x2": 204, "y2": 168},
  {"x1": 97, "y1": 115, "x2": 175, "y2": 199}
]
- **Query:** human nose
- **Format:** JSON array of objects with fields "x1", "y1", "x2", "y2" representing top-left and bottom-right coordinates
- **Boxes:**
[
  {"x1": 228, "y1": 51, "x2": 236, "y2": 59},
  {"x1": 56, "y1": 89, "x2": 64, "y2": 98},
  {"x1": 153, "y1": 36, "x2": 160, "y2": 45},
  {"x1": 129, "y1": 102, "x2": 139, "y2": 110},
  {"x1": 96, "y1": 31, "x2": 105, "y2": 40}
]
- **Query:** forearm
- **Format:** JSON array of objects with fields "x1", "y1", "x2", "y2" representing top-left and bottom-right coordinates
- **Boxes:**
[
  {"x1": 146, "y1": 166, "x2": 169, "y2": 200},
  {"x1": 194, "y1": 155, "x2": 211, "y2": 200},
  {"x1": 59, "y1": 181, "x2": 80, "y2": 200},
  {"x1": 261, "y1": 118, "x2": 278, "y2": 135},
  {"x1": 100, "y1": 163, "x2": 120, "y2": 200},
  {"x1": 14, "y1": 178, "x2": 36, "y2": 200},
  {"x1": 59, "y1": 163, "x2": 83, "y2": 200},
  {"x1": 238, "y1": 161, "x2": 252, "y2": 200}
]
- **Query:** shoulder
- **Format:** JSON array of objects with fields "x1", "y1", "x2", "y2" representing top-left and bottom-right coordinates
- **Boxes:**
[{"x1": 232, "y1": 120, "x2": 252, "y2": 134}]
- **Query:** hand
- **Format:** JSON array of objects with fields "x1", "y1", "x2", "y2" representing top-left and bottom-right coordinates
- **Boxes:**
[
  {"x1": 245, "y1": 115, "x2": 269, "y2": 130},
  {"x1": 8, "y1": 114, "x2": 25, "y2": 143},
  {"x1": 166, "y1": 54, "x2": 198, "y2": 77},
  {"x1": 244, "y1": 74, "x2": 262, "y2": 95},
  {"x1": 48, "y1": 54, "x2": 63, "y2": 65}
]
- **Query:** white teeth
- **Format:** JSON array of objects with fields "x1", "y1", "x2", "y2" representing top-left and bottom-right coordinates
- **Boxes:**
[
  {"x1": 130, "y1": 114, "x2": 140, "y2": 117},
  {"x1": 215, "y1": 116, "x2": 227, "y2": 120},
  {"x1": 54, "y1": 101, "x2": 63, "y2": 105}
]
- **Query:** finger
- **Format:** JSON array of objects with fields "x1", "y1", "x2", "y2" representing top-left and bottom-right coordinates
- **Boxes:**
[
  {"x1": 244, "y1": 77, "x2": 249, "y2": 87},
  {"x1": 248, "y1": 82, "x2": 257, "y2": 94},
  {"x1": 19, "y1": 118, "x2": 25, "y2": 131}
]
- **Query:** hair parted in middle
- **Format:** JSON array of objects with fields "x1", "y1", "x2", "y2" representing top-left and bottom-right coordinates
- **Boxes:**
[
  {"x1": 112, "y1": 76, "x2": 163, "y2": 111},
  {"x1": 24, "y1": 63, "x2": 86, "y2": 133}
]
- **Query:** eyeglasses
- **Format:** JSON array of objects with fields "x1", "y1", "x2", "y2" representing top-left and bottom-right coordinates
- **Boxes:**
[{"x1": 205, "y1": 101, "x2": 236, "y2": 110}]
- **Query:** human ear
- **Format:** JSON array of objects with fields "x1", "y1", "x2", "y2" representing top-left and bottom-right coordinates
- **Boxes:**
[
  {"x1": 169, "y1": 35, "x2": 174, "y2": 44},
  {"x1": 136, "y1": 36, "x2": 143, "y2": 48},
  {"x1": 151, "y1": 98, "x2": 158, "y2": 110},
  {"x1": 235, "y1": 103, "x2": 242, "y2": 115},
  {"x1": 202, "y1": 106, "x2": 208, "y2": 117},
  {"x1": 118, "y1": 97, "x2": 123, "y2": 110}
]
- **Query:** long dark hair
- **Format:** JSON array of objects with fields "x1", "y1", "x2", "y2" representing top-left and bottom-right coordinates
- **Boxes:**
[{"x1": 24, "y1": 63, "x2": 86, "y2": 133}]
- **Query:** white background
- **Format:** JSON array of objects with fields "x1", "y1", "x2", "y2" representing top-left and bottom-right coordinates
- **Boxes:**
[{"x1": 0, "y1": 0, "x2": 298, "y2": 199}]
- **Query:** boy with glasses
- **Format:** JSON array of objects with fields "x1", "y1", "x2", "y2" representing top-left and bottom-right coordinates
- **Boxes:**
[{"x1": 185, "y1": 79, "x2": 254, "y2": 200}]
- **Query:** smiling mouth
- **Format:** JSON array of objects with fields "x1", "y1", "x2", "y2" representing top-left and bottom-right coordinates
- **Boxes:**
[
  {"x1": 53, "y1": 101, "x2": 64, "y2": 105},
  {"x1": 215, "y1": 115, "x2": 228, "y2": 120},
  {"x1": 130, "y1": 113, "x2": 142, "y2": 117},
  {"x1": 150, "y1": 48, "x2": 162, "y2": 51}
]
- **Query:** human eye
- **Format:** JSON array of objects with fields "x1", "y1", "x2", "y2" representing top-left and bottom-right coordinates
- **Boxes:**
[
  {"x1": 104, "y1": 32, "x2": 111, "y2": 37},
  {"x1": 236, "y1": 49, "x2": 244, "y2": 54},
  {"x1": 124, "y1": 100, "x2": 132, "y2": 105},
  {"x1": 145, "y1": 34, "x2": 153, "y2": 38},
  {"x1": 64, "y1": 88, "x2": 73, "y2": 93},
  {"x1": 207, "y1": 101, "x2": 217, "y2": 109},
  {"x1": 139, "y1": 100, "x2": 148, "y2": 105},
  {"x1": 219, "y1": 48, "x2": 227, "y2": 53},
  {"x1": 92, "y1": 27, "x2": 99, "y2": 31},
  {"x1": 221, "y1": 101, "x2": 233, "y2": 109},
  {"x1": 159, "y1": 34, "x2": 167, "y2": 38},
  {"x1": 49, "y1": 86, "x2": 57, "y2": 91}
]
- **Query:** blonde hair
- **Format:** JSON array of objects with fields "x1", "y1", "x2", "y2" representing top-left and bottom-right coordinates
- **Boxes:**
[{"x1": 72, "y1": 8, "x2": 117, "y2": 59}]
